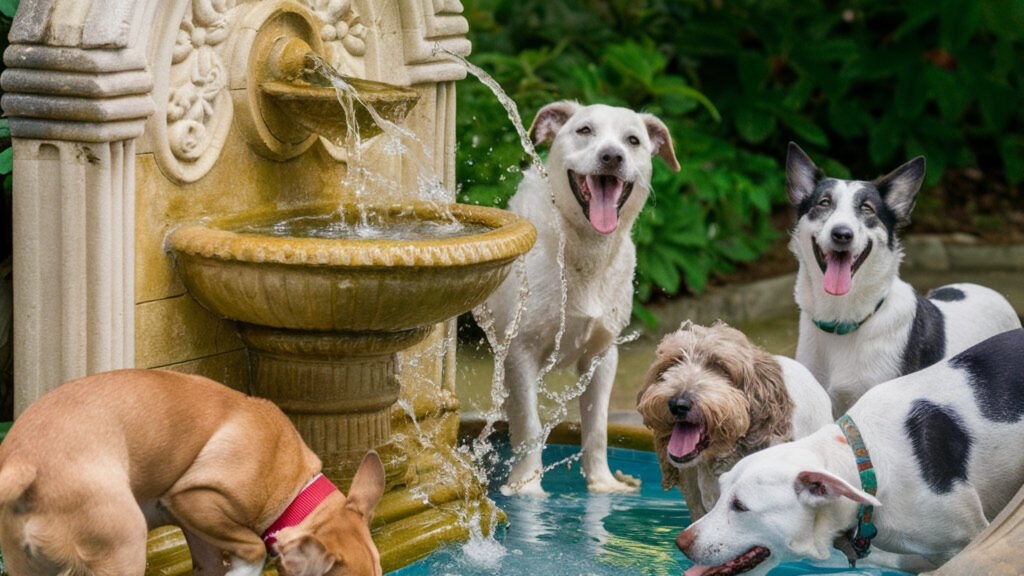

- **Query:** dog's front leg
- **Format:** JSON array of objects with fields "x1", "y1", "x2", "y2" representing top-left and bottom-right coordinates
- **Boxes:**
[
  {"x1": 579, "y1": 345, "x2": 639, "y2": 493},
  {"x1": 182, "y1": 527, "x2": 230, "y2": 576},
  {"x1": 502, "y1": 350, "x2": 547, "y2": 496}
]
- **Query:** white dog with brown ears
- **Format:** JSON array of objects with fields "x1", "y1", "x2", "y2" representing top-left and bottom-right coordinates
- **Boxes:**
[
  {"x1": 637, "y1": 321, "x2": 832, "y2": 518},
  {"x1": 477, "y1": 101, "x2": 679, "y2": 495}
]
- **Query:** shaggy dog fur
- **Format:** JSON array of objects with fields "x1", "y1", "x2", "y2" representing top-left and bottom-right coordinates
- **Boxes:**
[{"x1": 637, "y1": 321, "x2": 831, "y2": 518}]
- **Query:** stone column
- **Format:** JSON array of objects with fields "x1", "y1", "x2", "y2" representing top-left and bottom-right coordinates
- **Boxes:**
[{"x1": 2, "y1": 36, "x2": 154, "y2": 413}]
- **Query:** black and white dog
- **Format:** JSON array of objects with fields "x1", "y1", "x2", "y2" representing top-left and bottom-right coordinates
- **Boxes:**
[
  {"x1": 786, "y1": 143, "x2": 1021, "y2": 415},
  {"x1": 677, "y1": 328, "x2": 1024, "y2": 575}
]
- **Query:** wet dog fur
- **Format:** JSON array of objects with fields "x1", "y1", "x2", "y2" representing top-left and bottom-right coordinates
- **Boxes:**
[{"x1": 637, "y1": 321, "x2": 832, "y2": 518}]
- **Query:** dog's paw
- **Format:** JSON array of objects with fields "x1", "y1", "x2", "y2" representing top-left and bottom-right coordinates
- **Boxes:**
[
  {"x1": 614, "y1": 470, "x2": 642, "y2": 488},
  {"x1": 587, "y1": 471, "x2": 641, "y2": 494},
  {"x1": 500, "y1": 478, "x2": 548, "y2": 497}
]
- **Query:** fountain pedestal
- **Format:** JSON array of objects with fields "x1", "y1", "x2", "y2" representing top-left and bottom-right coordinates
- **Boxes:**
[{"x1": 240, "y1": 325, "x2": 430, "y2": 485}]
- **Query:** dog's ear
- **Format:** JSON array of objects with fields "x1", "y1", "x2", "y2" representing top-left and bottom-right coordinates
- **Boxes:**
[
  {"x1": 275, "y1": 531, "x2": 336, "y2": 576},
  {"x1": 641, "y1": 114, "x2": 680, "y2": 172},
  {"x1": 738, "y1": 349, "x2": 793, "y2": 448},
  {"x1": 786, "y1": 142, "x2": 821, "y2": 206},
  {"x1": 529, "y1": 101, "x2": 580, "y2": 145},
  {"x1": 346, "y1": 451, "x2": 385, "y2": 526},
  {"x1": 875, "y1": 156, "x2": 926, "y2": 227},
  {"x1": 794, "y1": 470, "x2": 881, "y2": 508}
]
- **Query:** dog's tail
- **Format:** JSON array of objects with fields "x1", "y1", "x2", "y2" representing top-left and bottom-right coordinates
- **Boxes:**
[{"x1": 0, "y1": 459, "x2": 36, "y2": 505}]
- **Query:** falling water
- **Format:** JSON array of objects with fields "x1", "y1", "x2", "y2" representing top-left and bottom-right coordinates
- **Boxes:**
[
  {"x1": 308, "y1": 46, "x2": 611, "y2": 568},
  {"x1": 432, "y1": 47, "x2": 571, "y2": 390},
  {"x1": 307, "y1": 54, "x2": 462, "y2": 232}
]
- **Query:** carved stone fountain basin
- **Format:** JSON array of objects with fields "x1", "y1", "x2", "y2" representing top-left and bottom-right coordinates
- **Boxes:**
[
  {"x1": 168, "y1": 202, "x2": 535, "y2": 332},
  {"x1": 167, "y1": 202, "x2": 535, "y2": 485}
]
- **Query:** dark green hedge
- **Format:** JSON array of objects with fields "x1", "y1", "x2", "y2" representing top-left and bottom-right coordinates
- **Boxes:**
[{"x1": 456, "y1": 0, "x2": 1024, "y2": 323}]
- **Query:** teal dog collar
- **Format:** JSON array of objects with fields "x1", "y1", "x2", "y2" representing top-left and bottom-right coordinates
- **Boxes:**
[
  {"x1": 836, "y1": 414, "x2": 878, "y2": 566},
  {"x1": 812, "y1": 298, "x2": 885, "y2": 335}
]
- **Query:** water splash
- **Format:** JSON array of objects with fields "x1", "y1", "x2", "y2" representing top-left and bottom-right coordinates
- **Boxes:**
[{"x1": 307, "y1": 54, "x2": 458, "y2": 231}]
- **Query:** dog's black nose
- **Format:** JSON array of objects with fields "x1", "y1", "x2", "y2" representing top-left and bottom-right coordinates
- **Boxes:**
[
  {"x1": 599, "y1": 147, "x2": 624, "y2": 168},
  {"x1": 668, "y1": 395, "x2": 692, "y2": 418},
  {"x1": 831, "y1": 225, "x2": 854, "y2": 245}
]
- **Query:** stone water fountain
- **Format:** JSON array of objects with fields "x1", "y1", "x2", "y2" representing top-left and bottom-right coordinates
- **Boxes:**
[{"x1": 2, "y1": 0, "x2": 533, "y2": 572}]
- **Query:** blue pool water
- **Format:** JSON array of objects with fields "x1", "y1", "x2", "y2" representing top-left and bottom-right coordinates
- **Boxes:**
[{"x1": 392, "y1": 444, "x2": 912, "y2": 576}]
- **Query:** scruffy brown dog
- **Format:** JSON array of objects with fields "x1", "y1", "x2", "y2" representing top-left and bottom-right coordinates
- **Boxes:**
[{"x1": 636, "y1": 321, "x2": 831, "y2": 518}]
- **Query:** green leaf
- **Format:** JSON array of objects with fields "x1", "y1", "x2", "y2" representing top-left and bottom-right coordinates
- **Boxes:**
[
  {"x1": 736, "y1": 52, "x2": 770, "y2": 95},
  {"x1": 869, "y1": 117, "x2": 902, "y2": 166},
  {"x1": 774, "y1": 108, "x2": 829, "y2": 147},
  {"x1": 677, "y1": 252, "x2": 709, "y2": 294},
  {"x1": 646, "y1": 249, "x2": 681, "y2": 294},
  {"x1": 999, "y1": 136, "x2": 1024, "y2": 183},
  {"x1": 828, "y1": 100, "x2": 872, "y2": 137},
  {"x1": 0, "y1": 147, "x2": 12, "y2": 175},
  {"x1": 940, "y1": 0, "x2": 981, "y2": 50},
  {"x1": 925, "y1": 67, "x2": 969, "y2": 121},
  {"x1": 733, "y1": 106, "x2": 776, "y2": 144},
  {"x1": 0, "y1": 0, "x2": 18, "y2": 18},
  {"x1": 716, "y1": 238, "x2": 759, "y2": 262},
  {"x1": 819, "y1": 157, "x2": 852, "y2": 180},
  {"x1": 631, "y1": 300, "x2": 660, "y2": 330},
  {"x1": 653, "y1": 77, "x2": 722, "y2": 121},
  {"x1": 0, "y1": 118, "x2": 9, "y2": 139},
  {"x1": 894, "y1": 66, "x2": 927, "y2": 119},
  {"x1": 977, "y1": 80, "x2": 1017, "y2": 131}
]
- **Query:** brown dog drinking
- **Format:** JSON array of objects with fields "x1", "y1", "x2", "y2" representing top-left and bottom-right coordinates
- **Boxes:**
[{"x1": 0, "y1": 369, "x2": 384, "y2": 576}]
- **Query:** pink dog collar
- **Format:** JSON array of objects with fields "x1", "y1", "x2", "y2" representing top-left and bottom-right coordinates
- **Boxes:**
[{"x1": 262, "y1": 473, "x2": 338, "y2": 554}]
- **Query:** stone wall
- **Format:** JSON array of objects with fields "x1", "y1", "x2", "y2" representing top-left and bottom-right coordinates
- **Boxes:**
[{"x1": 2, "y1": 0, "x2": 471, "y2": 412}]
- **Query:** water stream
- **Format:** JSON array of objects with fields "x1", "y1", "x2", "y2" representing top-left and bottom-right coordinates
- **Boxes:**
[{"x1": 310, "y1": 46, "x2": 620, "y2": 568}]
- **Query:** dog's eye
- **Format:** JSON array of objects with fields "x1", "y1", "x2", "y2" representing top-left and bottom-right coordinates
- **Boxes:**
[
  {"x1": 817, "y1": 196, "x2": 831, "y2": 208},
  {"x1": 628, "y1": 135, "x2": 641, "y2": 146},
  {"x1": 731, "y1": 497, "x2": 749, "y2": 512},
  {"x1": 577, "y1": 126, "x2": 592, "y2": 135},
  {"x1": 860, "y1": 202, "x2": 875, "y2": 215}
]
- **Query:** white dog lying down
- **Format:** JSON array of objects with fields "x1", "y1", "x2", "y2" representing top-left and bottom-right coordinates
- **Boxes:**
[
  {"x1": 637, "y1": 321, "x2": 832, "y2": 519},
  {"x1": 677, "y1": 328, "x2": 1024, "y2": 576},
  {"x1": 477, "y1": 100, "x2": 679, "y2": 495}
]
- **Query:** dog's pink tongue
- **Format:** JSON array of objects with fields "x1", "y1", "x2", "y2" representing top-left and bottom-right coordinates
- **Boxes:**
[
  {"x1": 586, "y1": 174, "x2": 623, "y2": 234},
  {"x1": 824, "y1": 252, "x2": 853, "y2": 295},
  {"x1": 668, "y1": 423, "x2": 701, "y2": 459}
]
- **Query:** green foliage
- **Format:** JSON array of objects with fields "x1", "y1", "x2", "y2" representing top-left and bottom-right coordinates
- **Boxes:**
[
  {"x1": 0, "y1": 0, "x2": 16, "y2": 19},
  {"x1": 457, "y1": 0, "x2": 1024, "y2": 323}
]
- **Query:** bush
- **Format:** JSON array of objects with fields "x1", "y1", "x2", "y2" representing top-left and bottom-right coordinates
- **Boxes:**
[{"x1": 456, "y1": 0, "x2": 1024, "y2": 323}]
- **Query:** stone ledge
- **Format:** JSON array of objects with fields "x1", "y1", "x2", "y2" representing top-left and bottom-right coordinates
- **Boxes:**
[{"x1": 646, "y1": 235, "x2": 1024, "y2": 337}]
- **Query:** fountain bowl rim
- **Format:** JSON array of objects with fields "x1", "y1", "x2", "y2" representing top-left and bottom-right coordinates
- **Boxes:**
[{"x1": 167, "y1": 201, "x2": 537, "y2": 268}]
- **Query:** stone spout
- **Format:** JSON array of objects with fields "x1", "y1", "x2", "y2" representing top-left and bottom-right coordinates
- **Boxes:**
[{"x1": 258, "y1": 37, "x2": 420, "y2": 144}]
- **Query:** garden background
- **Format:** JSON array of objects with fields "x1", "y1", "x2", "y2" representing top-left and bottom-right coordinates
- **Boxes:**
[
  {"x1": 453, "y1": 0, "x2": 1024, "y2": 325},
  {"x1": 3, "y1": 0, "x2": 1024, "y2": 416}
]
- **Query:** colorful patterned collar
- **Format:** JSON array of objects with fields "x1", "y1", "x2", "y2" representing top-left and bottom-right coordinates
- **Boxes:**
[
  {"x1": 812, "y1": 298, "x2": 885, "y2": 335},
  {"x1": 835, "y1": 414, "x2": 878, "y2": 566}
]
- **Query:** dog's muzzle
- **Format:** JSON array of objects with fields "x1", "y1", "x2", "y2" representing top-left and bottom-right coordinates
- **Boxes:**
[
  {"x1": 683, "y1": 546, "x2": 772, "y2": 576},
  {"x1": 812, "y1": 237, "x2": 873, "y2": 296},
  {"x1": 666, "y1": 394, "x2": 707, "y2": 465},
  {"x1": 567, "y1": 169, "x2": 635, "y2": 234}
]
